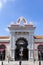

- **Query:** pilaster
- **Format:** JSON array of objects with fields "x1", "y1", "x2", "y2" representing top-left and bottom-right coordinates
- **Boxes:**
[
  {"x1": 10, "y1": 32, "x2": 15, "y2": 60},
  {"x1": 29, "y1": 32, "x2": 34, "y2": 61}
]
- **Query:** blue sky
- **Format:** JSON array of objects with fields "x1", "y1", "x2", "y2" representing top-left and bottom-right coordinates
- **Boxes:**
[{"x1": 0, "y1": 0, "x2": 43, "y2": 36}]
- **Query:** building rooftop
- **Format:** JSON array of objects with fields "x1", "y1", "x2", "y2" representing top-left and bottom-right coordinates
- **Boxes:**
[
  {"x1": 0, "y1": 36, "x2": 10, "y2": 39},
  {"x1": 0, "y1": 36, "x2": 43, "y2": 39},
  {"x1": 34, "y1": 36, "x2": 43, "y2": 39}
]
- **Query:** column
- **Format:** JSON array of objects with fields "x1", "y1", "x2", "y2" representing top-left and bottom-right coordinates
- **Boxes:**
[
  {"x1": 13, "y1": 33, "x2": 16, "y2": 60},
  {"x1": 34, "y1": 49, "x2": 38, "y2": 61},
  {"x1": 10, "y1": 33, "x2": 15, "y2": 60},
  {"x1": 29, "y1": 32, "x2": 34, "y2": 61}
]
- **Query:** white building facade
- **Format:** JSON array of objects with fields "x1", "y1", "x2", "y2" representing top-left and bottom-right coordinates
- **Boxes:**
[
  {"x1": 8, "y1": 17, "x2": 35, "y2": 61},
  {"x1": 0, "y1": 17, "x2": 43, "y2": 65}
]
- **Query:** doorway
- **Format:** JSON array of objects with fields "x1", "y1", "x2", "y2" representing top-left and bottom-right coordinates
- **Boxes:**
[
  {"x1": 15, "y1": 38, "x2": 28, "y2": 61},
  {"x1": 38, "y1": 45, "x2": 43, "y2": 60},
  {"x1": 0, "y1": 45, "x2": 6, "y2": 61}
]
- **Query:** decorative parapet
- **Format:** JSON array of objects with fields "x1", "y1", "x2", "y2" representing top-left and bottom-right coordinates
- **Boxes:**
[{"x1": 8, "y1": 17, "x2": 36, "y2": 31}]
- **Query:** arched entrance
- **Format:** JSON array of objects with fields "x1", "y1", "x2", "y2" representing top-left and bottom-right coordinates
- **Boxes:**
[
  {"x1": 0, "y1": 45, "x2": 6, "y2": 61},
  {"x1": 38, "y1": 45, "x2": 43, "y2": 60},
  {"x1": 15, "y1": 38, "x2": 28, "y2": 61}
]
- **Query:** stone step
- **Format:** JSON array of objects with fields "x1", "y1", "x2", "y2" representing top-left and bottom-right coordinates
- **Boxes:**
[
  {"x1": 0, "y1": 61, "x2": 43, "y2": 65},
  {"x1": 3, "y1": 61, "x2": 19, "y2": 65},
  {"x1": 9, "y1": 61, "x2": 19, "y2": 65},
  {"x1": 3, "y1": 61, "x2": 9, "y2": 65},
  {"x1": 41, "y1": 61, "x2": 43, "y2": 65},
  {"x1": 0, "y1": 61, "x2": 1, "y2": 65}
]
